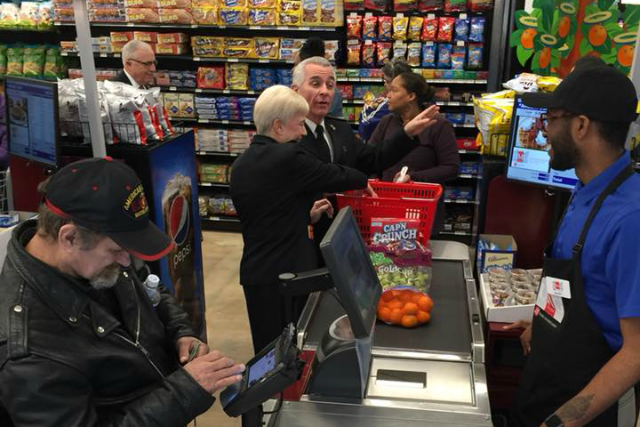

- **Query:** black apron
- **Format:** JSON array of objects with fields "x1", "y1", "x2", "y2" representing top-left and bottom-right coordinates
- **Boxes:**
[{"x1": 513, "y1": 164, "x2": 635, "y2": 427}]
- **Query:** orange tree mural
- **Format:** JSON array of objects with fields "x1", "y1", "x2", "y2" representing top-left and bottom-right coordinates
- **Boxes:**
[{"x1": 510, "y1": 0, "x2": 640, "y2": 78}]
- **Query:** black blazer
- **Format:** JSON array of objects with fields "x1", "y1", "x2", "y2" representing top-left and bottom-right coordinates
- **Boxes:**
[
  {"x1": 299, "y1": 116, "x2": 420, "y2": 248},
  {"x1": 230, "y1": 135, "x2": 368, "y2": 287},
  {"x1": 112, "y1": 70, "x2": 134, "y2": 85}
]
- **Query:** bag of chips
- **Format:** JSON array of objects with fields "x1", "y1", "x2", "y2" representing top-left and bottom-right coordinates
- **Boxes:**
[
  {"x1": 346, "y1": 14, "x2": 362, "y2": 38},
  {"x1": 452, "y1": 44, "x2": 466, "y2": 69},
  {"x1": 444, "y1": 0, "x2": 465, "y2": 12},
  {"x1": 6, "y1": 47, "x2": 24, "y2": 77},
  {"x1": 469, "y1": 17, "x2": 485, "y2": 42},
  {"x1": 23, "y1": 46, "x2": 45, "y2": 77},
  {"x1": 421, "y1": 42, "x2": 436, "y2": 68},
  {"x1": 378, "y1": 15, "x2": 392, "y2": 41},
  {"x1": 376, "y1": 41, "x2": 391, "y2": 66},
  {"x1": 421, "y1": 17, "x2": 438, "y2": 41},
  {"x1": 454, "y1": 18, "x2": 469, "y2": 41},
  {"x1": 363, "y1": 15, "x2": 377, "y2": 40},
  {"x1": 437, "y1": 43, "x2": 452, "y2": 68},
  {"x1": 408, "y1": 16, "x2": 423, "y2": 41},
  {"x1": 362, "y1": 40, "x2": 375, "y2": 67},
  {"x1": 407, "y1": 42, "x2": 421, "y2": 67},
  {"x1": 417, "y1": 0, "x2": 442, "y2": 11},
  {"x1": 347, "y1": 39, "x2": 361, "y2": 65},
  {"x1": 467, "y1": 43, "x2": 483, "y2": 69},
  {"x1": 394, "y1": 0, "x2": 416, "y2": 12},
  {"x1": 392, "y1": 15, "x2": 409, "y2": 40},
  {"x1": 437, "y1": 17, "x2": 455, "y2": 42}
]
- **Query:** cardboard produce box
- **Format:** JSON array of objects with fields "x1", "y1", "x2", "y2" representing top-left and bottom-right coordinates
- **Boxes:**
[
  {"x1": 479, "y1": 273, "x2": 534, "y2": 323},
  {"x1": 477, "y1": 234, "x2": 517, "y2": 274}
]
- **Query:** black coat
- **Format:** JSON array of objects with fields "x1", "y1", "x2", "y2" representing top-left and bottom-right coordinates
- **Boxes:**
[
  {"x1": 111, "y1": 70, "x2": 134, "y2": 86},
  {"x1": 0, "y1": 221, "x2": 212, "y2": 427},
  {"x1": 230, "y1": 134, "x2": 368, "y2": 287}
]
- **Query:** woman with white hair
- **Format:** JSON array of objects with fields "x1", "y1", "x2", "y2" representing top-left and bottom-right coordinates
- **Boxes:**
[{"x1": 230, "y1": 85, "x2": 368, "y2": 354}]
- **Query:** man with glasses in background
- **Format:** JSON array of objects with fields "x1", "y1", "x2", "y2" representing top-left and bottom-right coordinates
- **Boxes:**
[{"x1": 113, "y1": 40, "x2": 157, "y2": 89}]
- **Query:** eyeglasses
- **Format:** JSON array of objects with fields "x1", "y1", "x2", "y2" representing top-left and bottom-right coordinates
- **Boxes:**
[
  {"x1": 128, "y1": 58, "x2": 158, "y2": 67},
  {"x1": 540, "y1": 112, "x2": 575, "y2": 129}
]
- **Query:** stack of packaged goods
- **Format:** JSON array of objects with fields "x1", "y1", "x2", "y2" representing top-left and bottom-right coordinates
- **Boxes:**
[
  {"x1": 196, "y1": 66, "x2": 225, "y2": 90},
  {"x1": 444, "y1": 186, "x2": 474, "y2": 201},
  {"x1": 58, "y1": 79, "x2": 173, "y2": 144},
  {"x1": 249, "y1": 68, "x2": 276, "y2": 91},
  {"x1": 109, "y1": 31, "x2": 190, "y2": 54},
  {"x1": 199, "y1": 163, "x2": 230, "y2": 184},
  {"x1": 0, "y1": 45, "x2": 63, "y2": 79},
  {"x1": 60, "y1": 37, "x2": 113, "y2": 54},
  {"x1": 155, "y1": 69, "x2": 197, "y2": 88},
  {"x1": 81, "y1": 0, "x2": 195, "y2": 24},
  {"x1": 200, "y1": 193, "x2": 237, "y2": 217},
  {"x1": 195, "y1": 96, "x2": 256, "y2": 122},
  {"x1": 225, "y1": 63, "x2": 248, "y2": 90},
  {"x1": 227, "y1": 129, "x2": 253, "y2": 153},
  {"x1": 0, "y1": 1, "x2": 54, "y2": 29},
  {"x1": 444, "y1": 205, "x2": 472, "y2": 231},
  {"x1": 68, "y1": 68, "x2": 119, "y2": 81},
  {"x1": 162, "y1": 92, "x2": 195, "y2": 118},
  {"x1": 195, "y1": 128, "x2": 230, "y2": 153}
]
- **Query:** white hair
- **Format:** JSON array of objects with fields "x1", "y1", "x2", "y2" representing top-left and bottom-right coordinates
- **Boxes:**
[
  {"x1": 253, "y1": 85, "x2": 309, "y2": 135},
  {"x1": 292, "y1": 56, "x2": 336, "y2": 87},
  {"x1": 122, "y1": 40, "x2": 153, "y2": 65}
]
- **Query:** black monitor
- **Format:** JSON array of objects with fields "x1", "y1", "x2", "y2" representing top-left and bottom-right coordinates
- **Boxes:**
[
  {"x1": 320, "y1": 207, "x2": 382, "y2": 339},
  {"x1": 5, "y1": 77, "x2": 59, "y2": 168},
  {"x1": 505, "y1": 95, "x2": 578, "y2": 191}
]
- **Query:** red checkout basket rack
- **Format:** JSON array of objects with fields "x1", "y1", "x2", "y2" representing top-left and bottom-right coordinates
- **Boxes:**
[{"x1": 336, "y1": 179, "x2": 442, "y2": 245}]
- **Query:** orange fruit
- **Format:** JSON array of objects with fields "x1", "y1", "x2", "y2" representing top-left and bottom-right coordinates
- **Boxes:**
[
  {"x1": 410, "y1": 292, "x2": 423, "y2": 304},
  {"x1": 417, "y1": 310, "x2": 431, "y2": 324},
  {"x1": 558, "y1": 16, "x2": 571, "y2": 38},
  {"x1": 618, "y1": 45, "x2": 634, "y2": 67},
  {"x1": 381, "y1": 290, "x2": 395, "y2": 303},
  {"x1": 539, "y1": 47, "x2": 551, "y2": 69},
  {"x1": 401, "y1": 315, "x2": 419, "y2": 328},
  {"x1": 588, "y1": 24, "x2": 607, "y2": 47},
  {"x1": 398, "y1": 290, "x2": 414, "y2": 303},
  {"x1": 389, "y1": 308, "x2": 403, "y2": 325},
  {"x1": 377, "y1": 306, "x2": 392, "y2": 323},
  {"x1": 520, "y1": 28, "x2": 537, "y2": 49},
  {"x1": 388, "y1": 299, "x2": 403, "y2": 310},
  {"x1": 402, "y1": 302, "x2": 419, "y2": 315},
  {"x1": 418, "y1": 295, "x2": 434, "y2": 312}
]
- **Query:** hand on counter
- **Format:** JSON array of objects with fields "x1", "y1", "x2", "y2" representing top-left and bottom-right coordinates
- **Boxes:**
[
  {"x1": 310, "y1": 198, "x2": 334, "y2": 224},
  {"x1": 184, "y1": 350, "x2": 245, "y2": 394},
  {"x1": 504, "y1": 321, "x2": 532, "y2": 355},
  {"x1": 403, "y1": 105, "x2": 439, "y2": 137}
]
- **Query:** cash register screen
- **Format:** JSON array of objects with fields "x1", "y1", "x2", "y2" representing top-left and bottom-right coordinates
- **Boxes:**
[
  {"x1": 5, "y1": 77, "x2": 59, "y2": 168},
  {"x1": 247, "y1": 348, "x2": 277, "y2": 387},
  {"x1": 320, "y1": 207, "x2": 382, "y2": 339},
  {"x1": 506, "y1": 96, "x2": 578, "y2": 190}
]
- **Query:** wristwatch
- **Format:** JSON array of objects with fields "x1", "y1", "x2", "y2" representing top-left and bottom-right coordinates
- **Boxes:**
[{"x1": 544, "y1": 414, "x2": 565, "y2": 427}]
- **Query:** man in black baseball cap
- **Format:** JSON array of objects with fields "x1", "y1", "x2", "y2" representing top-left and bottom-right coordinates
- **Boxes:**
[
  {"x1": 0, "y1": 157, "x2": 245, "y2": 426},
  {"x1": 512, "y1": 64, "x2": 640, "y2": 427}
]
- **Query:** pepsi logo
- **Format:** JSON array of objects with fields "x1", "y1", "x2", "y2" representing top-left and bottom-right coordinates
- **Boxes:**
[{"x1": 169, "y1": 195, "x2": 190, "y2": 246}]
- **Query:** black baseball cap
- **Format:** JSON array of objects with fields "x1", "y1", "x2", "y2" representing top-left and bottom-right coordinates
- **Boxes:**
[
  {"x1": 522, "y1": 64, "x2": 638, "y2": 123},
  {"x1": 45, "y1": 157, "x2": 174, "y2": 261}
]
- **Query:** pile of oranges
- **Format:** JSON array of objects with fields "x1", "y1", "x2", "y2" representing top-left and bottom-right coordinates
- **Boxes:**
[{"x1": 377, "y1": 288, "x2": 434, "y2": 328}]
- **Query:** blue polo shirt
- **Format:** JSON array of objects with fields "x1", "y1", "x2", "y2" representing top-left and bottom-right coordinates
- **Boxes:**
[{"x1": 552, "y1": 151, "x2": 640, "y2": 351}]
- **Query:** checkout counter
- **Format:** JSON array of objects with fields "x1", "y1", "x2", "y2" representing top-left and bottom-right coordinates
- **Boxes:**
[{"x1": 222, "y1": 208, "x2": 492, "y2": 427}]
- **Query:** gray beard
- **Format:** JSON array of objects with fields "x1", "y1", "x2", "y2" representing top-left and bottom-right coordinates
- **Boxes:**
[{"x1": 89, "y1": 265, "x2": 122, "y2": 290}]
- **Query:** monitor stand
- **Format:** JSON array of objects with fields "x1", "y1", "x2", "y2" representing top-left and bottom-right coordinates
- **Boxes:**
[{"x1": 305, "y1": 314, "x2": 372, "y2": 400}]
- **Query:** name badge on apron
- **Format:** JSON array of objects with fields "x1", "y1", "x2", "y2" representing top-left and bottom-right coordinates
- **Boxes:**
[
  {"x1": 546, "y1": 277, "x2": 571, "y2": 299},
  {"x1": 535, "y1": 277, "x2": 567, "y2": 324}
]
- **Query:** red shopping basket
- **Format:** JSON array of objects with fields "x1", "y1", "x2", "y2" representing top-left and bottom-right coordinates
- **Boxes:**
[{"x1": 335, "y1": 179, "x2": 442, "y2": 245}]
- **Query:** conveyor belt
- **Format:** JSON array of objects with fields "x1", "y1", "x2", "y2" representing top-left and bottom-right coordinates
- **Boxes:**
[{"x1": 302, "y1": 259, "x2": 471, "y2": 357}]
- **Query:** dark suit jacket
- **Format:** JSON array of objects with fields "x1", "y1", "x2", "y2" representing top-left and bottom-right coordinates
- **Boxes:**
[
  {"x1": 230, "y1": 134, "x2": 368, "y2": 287},
  {"x1": 299, "y1": 116, "x2": 419, "y2": 248},
  {"x1": 112, "y1": 70, "x2": 134, "y2": 86}
]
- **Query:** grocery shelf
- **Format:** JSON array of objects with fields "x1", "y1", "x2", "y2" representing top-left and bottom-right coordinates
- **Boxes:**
[
  {"x1": 199, "y1": 182, "x2": 230, "y2": 188},
  {"x1": 458, "y1": 150, "x2": 480, "y2": 154},
  {"x1": 197, "y1": 119, "x2": 254, "y2": 125},
  {"x1": 193, "y1": 57, "x2": 294, "y2": 64},
  {"x1": 337, "y1": 77, "x2": 487, "y2": 85},
  {"x1": 452, "y1": 124, "x2": 477, "y2": 128},
  {"x1": 54, "y1": 22, "x2": 339, "y2": 32},
  {"x1": 440, "y1": 230, "x2": 472, "y2": 236},
  {"x1": 196, "y1": 151, "x2": 241, "y2": 157},
  {"x1": 458, "y1": 173, "x2": 481, "y2": 179},
  {"x1": 201, "y1": 215, "x2": 241, "y2": 223},
  {"x1": 168, "y1": 117, "x2": 198, "y2": 122},
  {"x1": 161, "y1": 87, "x2": 263, "y2": 95},
  {"x1": 342, "y1": 100, "x2": 474, "y2": 107},
  {"x1": 444, "y1": 199, "x2": 478, "y2": 204}
]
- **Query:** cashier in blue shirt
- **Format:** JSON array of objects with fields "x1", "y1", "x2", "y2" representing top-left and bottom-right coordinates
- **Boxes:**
[{"x1": 510, "y1": 64, "x2": 640, "y2": 427}]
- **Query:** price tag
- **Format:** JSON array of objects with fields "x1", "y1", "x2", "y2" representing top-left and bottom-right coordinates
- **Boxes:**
[
  {"x1": 191, "y1": 24, "x2": 198, "y2": 28},
  {"x1": 277, "y1": 26, "x2": 288, "y2": 30},
  {"x1": 127, "y1": 22, "x2": 135, "y2": 27},
  {"x1": 250, "y1": 26, "x2": 260, "y2": 30},
  {"x1": 460, "y1": 13, "x2": 468, "y2": 19},
  {"x1": 99, "y1": 53, "x2": 107, "y2": 57},
  {"x1": 450, "y1": 102, "x2": 460, "y2": 106},
  {"x1": 195, "y1": 88, "x2": 203, "y2": 93},
  {"x1": 223, "y1": 89, "x2": 230, "y2": 93},
  {"x1": 248, "y1": 90, "x2": 255, "y2": 94},
  {"x1": 114, "y1": 53, "x2": 121, "y2": 58},
  {"x1": 228, "y1": 58, "x2": 239, "y2": 62},
  {"x1": 258, "y1": 59, "x2": 269, "y2": 63},
  {"x1": 300, "y1": 26, "x2": 310, "y2": 30},
  {"x1": 427, "y1": 13, "x2": 435, "y2": 19},
  {"x1": 194, "y1": 57, "x2": 202, "y2": 62},
  {"x1": 211, "y1": 216, "x2": 220, "y2": 221},
  {"x1": 200, "y1": 119, "x2": 210, "y2": 123},
  {"x1": 222, "y1": 120, "x2": 230, "y2": 124},
  {"x1": 457, "y1": 40, "x2": 465, "y2": 47},
  {"x1": 169, "y1": 86, "x2": 177, "y2": 91}
]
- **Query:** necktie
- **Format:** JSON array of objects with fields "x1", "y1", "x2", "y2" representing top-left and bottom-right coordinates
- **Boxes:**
[{"x1": 315, "y1": 125, "x2": 333, "y2": 163}]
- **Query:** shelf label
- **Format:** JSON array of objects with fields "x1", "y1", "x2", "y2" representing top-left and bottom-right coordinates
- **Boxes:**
[
  {"x1": 194, "y1": 57, "x2": 202, "y2": 61},
  {"x1": 258, "y1": 59, "x2": 269, "y2": 63},
  {"x1": 99, "y1": 53, "x2": 107, "y2": 57},
  {"x1": 211, "y1": 216, "x2": 220, "y2": 221},
  {"x1": 169, "y1": 86, "x2": 177, "y2": 91},
  {"x1": 200, "y1": 119, "x2": 210, "y2": 123},
  {"x1": 277, "y1": 26, "x2": 288, "y2": 30},
  {"x1": 228, "y1": 58, "x2": 239, "y2": 62},
  {"x1": 127, "y1": 22, "x2": 135, "y2": 27},
  {"x1": 195, "y1": 88, "x2": 203, "y2": 93},
  {"x1": 300, "y1": 27, "x2": 310, "y2": 30},
  {"x1": 223, "y1": 89, "x2": 230, "y2": 93},
  {"x1": 191, "y1": 24, "x2": 199, "y2": 28},
  {"x1": 222, "y1": 120, "x2": 230, "y2": 124}
]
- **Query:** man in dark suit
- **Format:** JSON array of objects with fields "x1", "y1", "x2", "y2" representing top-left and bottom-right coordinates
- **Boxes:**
[
  {"x1": 112, "y1": 40, "x2": 157, "y2": 89},
  {"x1": 291, "y1": 56, "x2": 440, "y2": 248}
]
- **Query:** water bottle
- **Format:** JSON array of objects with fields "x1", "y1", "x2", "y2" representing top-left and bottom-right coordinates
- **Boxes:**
[{"x1": 143, "y1": 274, "x2": 161, "y2": 307}]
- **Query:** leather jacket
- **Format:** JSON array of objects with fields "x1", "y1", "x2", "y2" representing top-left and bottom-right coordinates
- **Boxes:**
[{"x1": 0, "y1": 221, "x2": 214, "y2": 426}]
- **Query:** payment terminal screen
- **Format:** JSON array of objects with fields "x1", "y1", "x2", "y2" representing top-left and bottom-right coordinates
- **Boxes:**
[
  {"x1": 506, "y1": 97, "x2": 578, "y2": 190},
  {"x1": 248, "y1": 348, "x2": 276, "y2": 387}
]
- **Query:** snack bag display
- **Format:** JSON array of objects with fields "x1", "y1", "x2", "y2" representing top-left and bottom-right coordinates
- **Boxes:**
[
  {"x1": 407, "y1": 42, "x2": 421, "y2": 67},
  {"x1": 344, "y1": 0, "x2": 364, "y2": 10},
  {"x1": 221, "y1": 0, "x2": 247, "y2": 6},
  {"x1": 197, "y1": 66, "x2": 224, "y2": 89},
  {"x1": 376, "y1": 287, "x2": 434, "y2": 327},
  {"x1": 421, "y1": 42, "x2": 436, "y2": 68},
  {"x1": 23, "y1": 46, "x2": 46, "y2": 77},
  {"x1": 251, "y1": 0, "x2": 277, "y2": 7},
  {"x1": 392, "y1": 15, "x2": 409, "y2": 40},
  {"x1": 469, "y1": 16, "x2": 485, "y2": 42},
  {"x1": 225, "y1": 62, "x2": 249, "y2": 90},
  {"x1": 378, "y1": 15, "x2": 392, "y2": 41},
  {"x1": 219, "y1": 8, "x2": 249, "y2": 25},
  {"x1": 417, "y1": 0, "x2": 442, "y2": 11},
  {"x1": 347, "y1": 39, "x2": 361, "y2": 65},
  {"x1": 421, "y1": 17, "x2": 438, "y2": 41},
  {"x1": 0, "y1": 45, "x2": 6, "y2": 75},
  {"x1": 6, "y1": 47, "x2": 24, "y2": 76},
  {"x1": 444, "y1": 0, "x2": 465, "y2": 11},
  {"x1": 346, "y1": 14, "x2": 362, "y2": 39},
  {"x1": 437, "y1": 43, "x2": 452, "y2": 68},
  {"x1": 407, "y1": 16, "x2": 423, "y2": 41},
  {"x1": 362, "y1": 40, "x2": 375, "y2": 67},
  {"x1": 394, "y1": 0, "x2": 416, "y2": 12},
  {"x1": 393, "y1": 41, "x2": 407, "y2": 59},
  {"x1": 249, "y1": 9, "x2": 277, "y2": 25},
  {"x1": 467, "y1": 43, "x2": 483, "y2": 69},
  {"x1": 252, "y1": 37, "x2": 279, "y2": 59},
  {"x1": 193, "y1": 7, "x2": 218, "y2": 24},
  {"x1": 159, "y1": 0, "x2": 192, "y2": 6},
  {"x1": 126, "y1": 8, "x2": 161, "y2": 23},
  {"x1": 362, "y1": 15, "x2": 377, "y2": 40},
  {"x1": 468, "y1": 0, "x2": 493, "y2": 11},
  {"x1": 277, "y1": 9, "x2": 301, "y2": 25},
  {"x1": 364, "y1": 0, "x2": 386, "y2": 11},
  {"x1": 0, "y1": 3, "x2": 20, "y2": 27},
  {"x1": 451, "y1": 44, "x2": 465, "y2": 69},
  {"x1": 454, "y1": 17, "x2": 469, "y2": 41},
  {"x1": 320, "y1": 0, "x2": 342, "y2": 26},
  {"x1": 376, "y1": 41, "x2": 391, "y2": 65},
  {"x1": 437, "y1": 16, "x2": 455, "y2": 42},
  {"x1": 302, "y1": 0, "x2": 318, "y2": 24}
]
